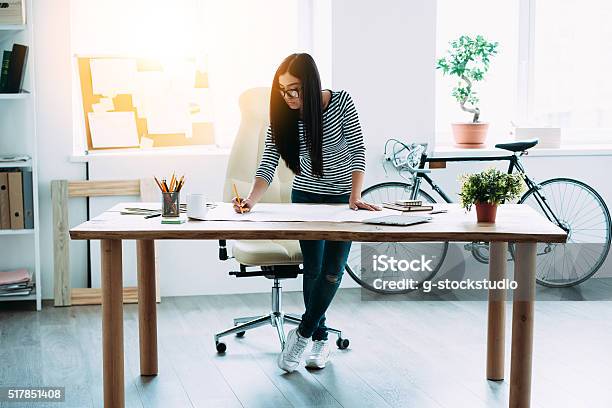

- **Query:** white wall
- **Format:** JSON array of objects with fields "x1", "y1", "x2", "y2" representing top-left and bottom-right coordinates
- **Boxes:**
[
  {"x1": 331, "y1": 0, "x2": 437, "y2": 188},
  {"x1": 34, "y1": 0, "x2": 88, "y2": 300}
]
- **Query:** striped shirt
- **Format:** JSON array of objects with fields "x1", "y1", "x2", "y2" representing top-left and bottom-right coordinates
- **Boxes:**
[{"x1": 255, "y1": 90, "x2": 366, "y2": 195}]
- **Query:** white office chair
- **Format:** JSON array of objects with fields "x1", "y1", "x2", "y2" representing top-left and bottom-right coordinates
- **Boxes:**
[{"x1": 214, "y1": 87, "x2": 349, "y2": 353}]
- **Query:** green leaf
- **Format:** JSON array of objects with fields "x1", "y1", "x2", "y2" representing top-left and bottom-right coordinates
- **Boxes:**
[{"x1": 435, "y1": 34, "x2": 499, "y2": 116}]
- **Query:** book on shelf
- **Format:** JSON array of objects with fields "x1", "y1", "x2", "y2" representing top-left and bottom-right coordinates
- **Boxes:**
[
  {"x1": 1, "y1": 43, "x2": 28, "y2": 94},
  {"x1": 0, "y1": 171, "x2": 9, "y2": 228},
  {"x1": 0, "y1": 290, "x2": 33, "y2": 296},
  {"x1": 8, "y1": 171, "x2": 23, "y2": 228},
  {"x1": 0, "y1": 50, "x2": 10, "y2": 92},
  {"x1": 0, "y1": 281, "x2": 30, "y2": 290},
  {"x1": 0, "y1": 268, "x2": 30, "y2": 285},
  {"x1": 21, "y1": 169, "x2": 33, "y2": 228},
  {"x1": 0, "y1": 281, "x2": 34, "y2": 296},
  {"x1": 0, "y1": 154, "x2": 30, "y2": 163},
  {"x1": 0, "y1": 268, "x2": 34, "y2": 296},
  {"x1": 0, "y1": 168, "x2": 33, "y2": 229}
]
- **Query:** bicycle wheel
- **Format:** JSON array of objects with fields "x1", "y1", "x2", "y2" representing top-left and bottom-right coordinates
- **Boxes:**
[
  {"x1": 345, "y1": 182, "x2": 449, "y2": 294},
  {"x1": 517, "y1": 178, "x2": 611, "y2": 287}
]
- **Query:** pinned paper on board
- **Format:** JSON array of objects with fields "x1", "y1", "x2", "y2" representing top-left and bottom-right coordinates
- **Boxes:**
[
  {"x1": 91, "y1": 97, "x2": 115, "y2": 113},
  {"x1": 140, "y1": 136, "x2": 154, "y2": 148},
  {"x1": 89, "y1": 58, "x2": 137, "y2": 97},
  {"x1": 78, "y1": 55, "x2": 215, "y2": 150},
  {"x1": 87, "y1": 111, "x2": 140, "y2": 149}
]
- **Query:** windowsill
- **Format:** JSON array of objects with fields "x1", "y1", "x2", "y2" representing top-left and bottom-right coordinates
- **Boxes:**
[
  {"x1": 69, "y1": 145, "x2": 232, "y2": 163},
  {"x1": 432, "y1": 143, "x2": 612, "y2": 157}
]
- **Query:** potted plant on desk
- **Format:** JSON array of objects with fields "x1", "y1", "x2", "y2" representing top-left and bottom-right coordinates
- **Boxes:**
[
  {"x1": 459, "y1": 168, "x2": 524, "y2": 223},
  {"x1": 436, "y1": 35, "x2": 498, "y2": 148}
]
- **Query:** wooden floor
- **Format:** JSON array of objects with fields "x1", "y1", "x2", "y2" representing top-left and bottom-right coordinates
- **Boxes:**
[{"x1": 1, "y1": 287, "x2": 612, "y2": 408}]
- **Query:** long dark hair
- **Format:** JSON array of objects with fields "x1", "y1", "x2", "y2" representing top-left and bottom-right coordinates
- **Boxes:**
[{"x1": 270, "y1": 53, "x2": 323, "y2": 177}]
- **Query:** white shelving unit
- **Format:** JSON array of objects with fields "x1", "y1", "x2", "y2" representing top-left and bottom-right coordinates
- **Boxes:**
[{"x1": 0, "y1": 0, "x2": 41, "y2": 310}]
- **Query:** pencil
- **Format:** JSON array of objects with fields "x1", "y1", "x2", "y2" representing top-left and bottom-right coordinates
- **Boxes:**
[
  {"x1": 153, "y1": 176, "x2": 163, "y2": 192},
  {"x1": 232, "y1": 183, "x2": 244, "y2": 214},
  {"x1": 170, "y1": 173, "x2": 176, "y2": 192}
]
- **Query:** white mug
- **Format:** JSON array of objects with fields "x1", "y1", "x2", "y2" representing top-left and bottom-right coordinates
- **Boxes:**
[{"x1": 187, "y1": 193, "x2": 209, "y2": 220}]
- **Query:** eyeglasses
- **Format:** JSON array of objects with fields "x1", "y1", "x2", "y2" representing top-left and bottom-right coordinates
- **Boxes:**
[{"x1": 279, "y1": 87, "x2": 300, "y2": 99}]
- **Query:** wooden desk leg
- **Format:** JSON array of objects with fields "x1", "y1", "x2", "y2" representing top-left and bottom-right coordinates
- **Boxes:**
[
  {"x1": 487, "y1": 241, "x2": 507, "y2": 381},
  {"x1": 509, "y1": 242, "x2": 537, "y2": 408},
  {"x1": 101, "y1": 239, "x2": 124, "y2": 408},
  {"x1": 137, "y1": 239, "x2": 158, "y2": 376}
]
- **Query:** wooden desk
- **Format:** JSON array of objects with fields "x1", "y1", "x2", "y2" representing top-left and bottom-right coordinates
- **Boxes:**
[{"x1": 70, "y1": 203, "x2": 566, "y2": 408}]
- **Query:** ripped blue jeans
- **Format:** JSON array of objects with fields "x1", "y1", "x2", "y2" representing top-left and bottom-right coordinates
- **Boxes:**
[{"x1": 291, "y1": 188, "x2": 352, "y2": 341}]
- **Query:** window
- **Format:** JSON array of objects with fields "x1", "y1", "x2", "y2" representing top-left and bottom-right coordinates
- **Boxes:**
[
  {"x1": 436, "y1": 0, "x2": 519, "y2": 147},
  {"x1": 436, "y1": 0, "x2": 612, "y2": 147},
  {"x1": 532, "y1": 0, "x2": 612, "y2": 143}
]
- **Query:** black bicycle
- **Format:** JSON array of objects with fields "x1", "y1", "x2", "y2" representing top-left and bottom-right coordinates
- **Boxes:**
[{"x1": 346, "y1": 138, "x2": 611, "y2": 293}]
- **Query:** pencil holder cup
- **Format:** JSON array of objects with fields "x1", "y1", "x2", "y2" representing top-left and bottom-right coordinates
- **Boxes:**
[{"x1": 162, "y1": 191, "x2": 180, "y2": 217}]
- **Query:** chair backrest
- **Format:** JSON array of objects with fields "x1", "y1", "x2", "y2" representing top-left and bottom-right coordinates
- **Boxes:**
[{"x1": 223, "y1": 87, "x2": 294, "y2": 203}]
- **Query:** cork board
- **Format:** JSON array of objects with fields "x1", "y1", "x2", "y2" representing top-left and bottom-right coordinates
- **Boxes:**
[{"x1": 77, "y1": 56, "x2": 215, "y2": 151}]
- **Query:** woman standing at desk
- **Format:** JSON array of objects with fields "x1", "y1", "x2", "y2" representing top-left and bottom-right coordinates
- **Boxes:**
[{"x1": 232, "y1": 53, "x2": 381, "y2": 373}]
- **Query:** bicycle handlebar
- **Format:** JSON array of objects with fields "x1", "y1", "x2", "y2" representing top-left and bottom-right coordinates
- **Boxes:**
[{"x1": 383, "y1": 139, "x2": 431, "y2": 174}]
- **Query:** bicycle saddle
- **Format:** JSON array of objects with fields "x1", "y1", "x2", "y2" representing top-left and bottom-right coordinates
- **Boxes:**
[{"x1": 495, "y1": 139, "x2": 538, "y2": 152}]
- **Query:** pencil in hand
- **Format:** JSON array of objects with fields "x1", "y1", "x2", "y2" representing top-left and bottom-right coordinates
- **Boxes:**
[{"x1": 232, "y1": 183, "x2": 244, "y2": 214}]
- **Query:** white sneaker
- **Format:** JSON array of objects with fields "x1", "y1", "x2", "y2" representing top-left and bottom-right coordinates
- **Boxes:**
[
  {"x1": 277, "y1": 328, "x2": 309, "y2": 373},
  {"x1": 305, "y1": 340, "x2": 331, "y2": 369}
]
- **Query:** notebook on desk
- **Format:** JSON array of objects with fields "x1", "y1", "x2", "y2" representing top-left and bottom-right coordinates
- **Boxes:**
[
  {"x1": 382, "y1": 202, "x2": 434, "y2": 212},
  {"x1": 363, "y1": 215, "x2": 432, "y2": 226}
]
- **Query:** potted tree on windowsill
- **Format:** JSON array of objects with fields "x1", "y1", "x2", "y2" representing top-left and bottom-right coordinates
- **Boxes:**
[
  {"x1": 436, "y1": 35, "x2": 498, "y2": 148},
  {"x1": 459, "y1": 168, "x2": 525, "y2": 223}
]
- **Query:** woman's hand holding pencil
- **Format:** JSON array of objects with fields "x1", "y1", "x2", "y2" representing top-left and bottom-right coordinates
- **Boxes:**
[{"x1": 232, "y1": 183, "x2": 253, "y2": 214}]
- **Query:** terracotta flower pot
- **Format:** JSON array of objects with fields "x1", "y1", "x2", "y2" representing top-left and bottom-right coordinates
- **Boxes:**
[
  {"x1": 475, "y1": 202, "x2": 498, "y2": 223},
  {"x1": 451, "y1": 122, "x2": 489, "y2": 148}
]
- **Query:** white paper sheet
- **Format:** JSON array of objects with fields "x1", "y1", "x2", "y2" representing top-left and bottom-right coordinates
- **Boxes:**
[
  {"x1": 145, "y1": 96, "x2": 191, "y2": 135},
  {"x1": 203, "y1": 203, "x2": 399, "y2": 223},
  {"x1": 140, "y1": 136, "x2": 154, "y2": 148},
  {"x1": 132, "y1": 71, "x2": 191, "y2": 134},
  {"x1": 91, "y1": 97, "x2": 115, "y2": 113},
  {"x1": 88, "y1": 111, "x2": 140, "y2": 148},
  {"x1": 90, "y1": 58, "x2": 137, "y2": 97}
]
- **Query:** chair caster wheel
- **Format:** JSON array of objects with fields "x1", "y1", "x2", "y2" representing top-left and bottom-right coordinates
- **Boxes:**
[
  {"x1": 336, "y1": 338, "x2": 349, "y2": 350},
  {"x1": 216, "y1": 341, "x2": 227, "y2": 353},
  {"x1": 236, "y1": 331, "x2": 246, "y2": 338}
]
